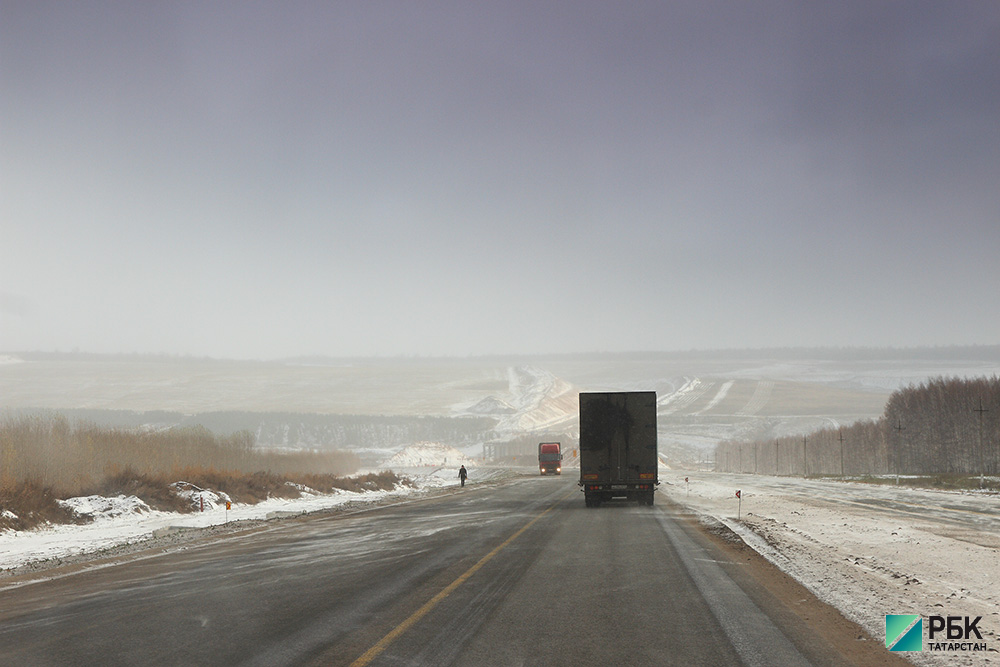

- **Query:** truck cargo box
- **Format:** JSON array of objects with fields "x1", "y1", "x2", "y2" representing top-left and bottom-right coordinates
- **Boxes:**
[{"x1": 578, "y1": 391, "x2": 658, "y2": 506}]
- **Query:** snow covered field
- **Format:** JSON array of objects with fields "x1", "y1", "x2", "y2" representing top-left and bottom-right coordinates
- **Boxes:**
[{"x1": 660, "y1": 472, "x2": 1000, "y2": 666}]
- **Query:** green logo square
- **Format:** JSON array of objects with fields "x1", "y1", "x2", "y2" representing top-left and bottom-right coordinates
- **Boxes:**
[{"x1": 886, "y1": 615, "x2": 922, "y2": 651}]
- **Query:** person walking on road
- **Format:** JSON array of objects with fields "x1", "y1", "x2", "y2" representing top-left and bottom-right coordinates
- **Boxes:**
[{"x1": 458, "y1": 465, "x2": 468, "y2": 487}]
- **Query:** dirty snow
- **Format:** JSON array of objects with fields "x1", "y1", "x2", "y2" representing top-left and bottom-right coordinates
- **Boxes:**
[{"x1": 660, "y1": 472, "x2": 1000, "y2": 666}]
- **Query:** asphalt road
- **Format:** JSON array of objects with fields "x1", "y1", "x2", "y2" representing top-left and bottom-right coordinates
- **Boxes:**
[{"x1": 0, "y1": 476, "x2": 905, "y2": 666}]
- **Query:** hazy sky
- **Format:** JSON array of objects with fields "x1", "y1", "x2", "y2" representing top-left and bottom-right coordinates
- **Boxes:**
[{"x1": 3, "y1": 2, "x2": 999, "y2": 359}]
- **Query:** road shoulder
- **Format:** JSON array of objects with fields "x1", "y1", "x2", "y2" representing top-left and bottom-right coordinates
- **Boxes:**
[{"x1": 662, "y1": 497, "x2": 911, "y2": 667}]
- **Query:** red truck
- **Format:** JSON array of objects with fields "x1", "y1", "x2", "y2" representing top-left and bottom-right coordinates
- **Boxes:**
[{"x1": 538, "y1": 442, "x2": 562, "y2": 475}]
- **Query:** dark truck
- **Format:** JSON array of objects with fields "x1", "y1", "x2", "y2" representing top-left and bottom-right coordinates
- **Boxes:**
[
  {"x1": 538, "y1": 442, "x2": 562, "y2": 475},
  {"x1": 578, "y1": 391, "x2": 658, "y2": 506}
]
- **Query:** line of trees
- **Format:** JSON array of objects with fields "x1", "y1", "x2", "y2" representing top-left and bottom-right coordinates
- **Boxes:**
[
  {"x1": 3, "y1": 408, "x2": 497, "y2": 451},
  {"x1": 715, "y1": 376, "x2": 1000, "y2": 476}
]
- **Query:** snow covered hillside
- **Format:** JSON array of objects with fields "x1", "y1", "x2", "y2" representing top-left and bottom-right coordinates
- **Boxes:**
[{"x1": 453, "y1": 365, "x2": 578, "y2": 436}]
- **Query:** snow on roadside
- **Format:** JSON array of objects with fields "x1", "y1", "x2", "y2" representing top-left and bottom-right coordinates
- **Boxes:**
[
  {"x1": 58, "y1": 494, "x2": 151, "y2": 519},
  {"x1": 660, "y1": 472, "x2": 1000, "y2": 666},
  {"x1": 171, "y1": 481, "x2": 232, "y2": 511},
  {"x1": 0, "y1": 466, "x2": 505, "y2": 574}
]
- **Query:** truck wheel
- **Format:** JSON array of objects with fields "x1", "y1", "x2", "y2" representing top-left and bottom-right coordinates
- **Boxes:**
[{"x1": 645, "y1": 491, "x2": 655, "y2": 506}]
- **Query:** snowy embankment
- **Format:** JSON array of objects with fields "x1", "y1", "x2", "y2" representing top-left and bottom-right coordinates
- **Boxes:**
[
  {"x1": 660, "y1": 472, "x2": 1000, "y2": 667},
  {"x1": 0, "y1": 464, "x2": 511, "y2": 574}
]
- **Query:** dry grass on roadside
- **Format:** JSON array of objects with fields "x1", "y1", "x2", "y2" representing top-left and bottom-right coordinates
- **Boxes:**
[
  {"x1": 0, "y1": 480, "x2": 83, "y2": 532},
  {"x1": 0, "y1": 415, "x2": 410, "y2": 531},
  {"x1": 299, "y1": 470, "x2": 416, "y2": 494},
  {"x1": 0, "y1": 414, "x2": 361, "y2": 494}
]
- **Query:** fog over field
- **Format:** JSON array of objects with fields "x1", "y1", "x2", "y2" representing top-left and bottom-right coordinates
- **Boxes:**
[{"x1": 4, "y1": 348, "x2": 999, "y2": 466}]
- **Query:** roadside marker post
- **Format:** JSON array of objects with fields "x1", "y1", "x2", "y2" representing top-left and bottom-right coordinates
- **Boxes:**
[{"x1": 736, "y1": 489, "x2": 742, "y2": 520}]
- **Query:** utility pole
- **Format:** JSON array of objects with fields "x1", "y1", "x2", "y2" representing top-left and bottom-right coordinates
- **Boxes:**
[
  {"x1": 974, "y1": 398, "x2": 989, "y2": 488},
  {"x1": 839, "y1": 429, "x2": 845, "y2": 477}
]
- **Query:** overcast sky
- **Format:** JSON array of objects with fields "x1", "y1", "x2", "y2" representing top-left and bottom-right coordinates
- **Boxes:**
[{"x1": 2, "y1": 2, "x2": 998, "y2": 359}]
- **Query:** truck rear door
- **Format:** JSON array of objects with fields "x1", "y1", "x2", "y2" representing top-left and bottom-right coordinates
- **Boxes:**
[{"x1": 626, "y1": 391, "x2": 658, "y2": 482}]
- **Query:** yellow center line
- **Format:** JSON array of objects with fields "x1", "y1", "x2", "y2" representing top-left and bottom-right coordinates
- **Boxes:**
[{"x1": 349, "y1": 488, "x2": 574, "y2": 667}]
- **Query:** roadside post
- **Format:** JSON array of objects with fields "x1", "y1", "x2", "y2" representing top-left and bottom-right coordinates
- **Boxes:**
[{"x1": 736, "y1": 489, "x2": 742, "y2": 520}]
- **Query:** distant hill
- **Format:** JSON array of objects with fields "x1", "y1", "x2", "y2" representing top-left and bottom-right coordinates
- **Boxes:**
[{"x1": 3, "y1": 347, "x2": 998, "y2": 467}]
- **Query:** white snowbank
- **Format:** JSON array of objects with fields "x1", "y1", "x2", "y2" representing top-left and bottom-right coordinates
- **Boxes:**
[
  {"x1": 58, "y1": 494, "x2": 151, "y2": 519},
  {"x1": 170, "y1": 481, "x2": 233, "y2": 511}
]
